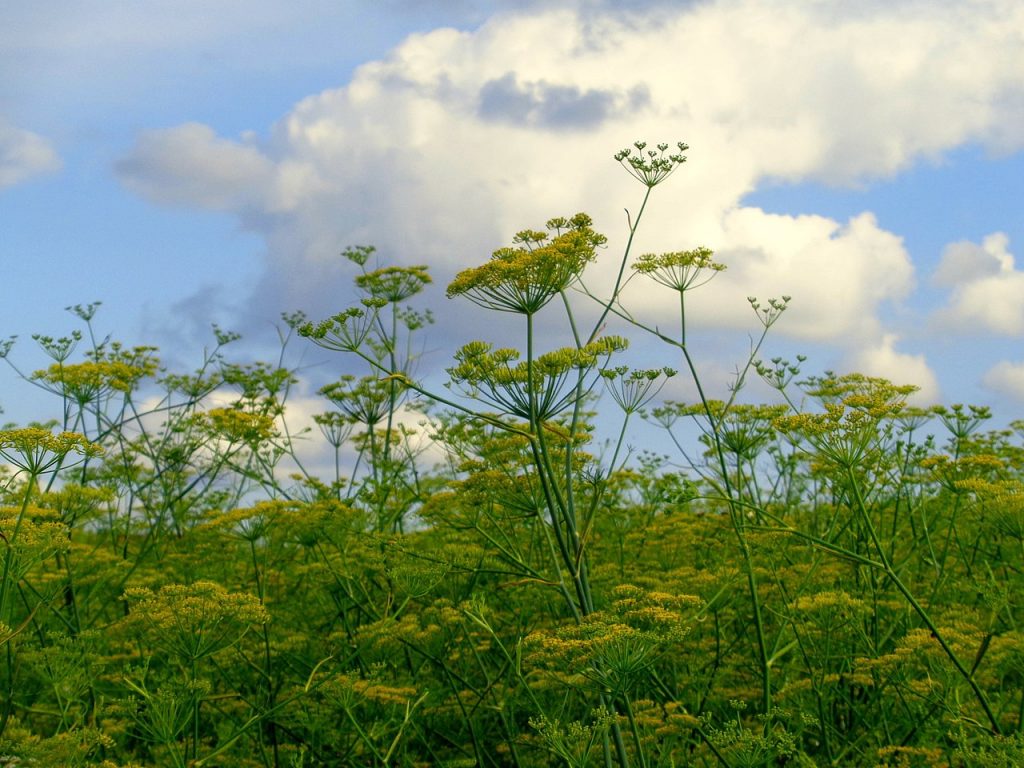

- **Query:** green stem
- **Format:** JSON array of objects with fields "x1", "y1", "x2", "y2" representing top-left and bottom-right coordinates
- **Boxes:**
[{"x1": 846, "y1": 468, "x2": 1002, "y2": 734}]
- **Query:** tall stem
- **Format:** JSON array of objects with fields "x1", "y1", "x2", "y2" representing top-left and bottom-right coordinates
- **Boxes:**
[
  {"x1": 846, "y1": 468, "x2": 1001, "y2": 734},
  {"x1": 678, "y1": 301, "x2": 772, "y2": 714}
]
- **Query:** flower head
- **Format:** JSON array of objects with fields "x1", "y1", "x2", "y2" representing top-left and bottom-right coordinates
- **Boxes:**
[
  {"x1": 632, "y1": 247, "x2": 725, "y2": 292},
  {"x1": 615, "y1": 141, "x2": 688, "y2": 187},
  {"x1": 355, "y1": 265, "x2": 432, "y2": 303},
  {"x1": 447, "y1": 214, "x2": 605, "y2": 315},
  {"x1": 601, "y1": 366, "x2": 676, "y2": 414},
  {"x1": 0, "y1": 428, "x2": 102, "y2": 476}
]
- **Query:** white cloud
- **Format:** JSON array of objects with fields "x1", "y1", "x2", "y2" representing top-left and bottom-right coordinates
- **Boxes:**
[
  {"x1": 689, "y1": 209, "x2": 912, "y2": 342},
  {"x1": 982, "y1": 360, "x2": 1024, "y2": 401},
  {"x1": 845, "y1": 333, "x2": 940, "y2": 404},
  {"x1": 933, "y1": 233, "x2": 1024, "y2": 335},
  {"x1": 932, "y1": 232, "x2": 1013, "y2": 287},
  {"x1": 0, "y1": 120, "x2": 61, "y2": 189},
  {"x1": 116, "y1": 123, "x2": 276, "y2": 210},
  {"x1": 113, "y1": 0, "x2": 1024, "y2": 347}
]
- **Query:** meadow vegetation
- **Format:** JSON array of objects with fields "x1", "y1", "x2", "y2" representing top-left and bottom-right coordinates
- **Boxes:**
[{"x1": 0, "y1": 143, "x2": 1022, "y2": 766}]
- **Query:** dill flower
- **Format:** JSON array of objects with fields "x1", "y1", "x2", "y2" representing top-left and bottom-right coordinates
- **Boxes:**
[
  {"x1": 530, "y1": 708, "x2": 613, "y2": 766},
  {"x1": 204, "y1": 407, "x2": 278, "y2": 444},
  {"x1": 632, "y1": 247, "x2": 725, "y2": 292},
  {"x1": 755, "y1": 355, "x2": 806, "y2": 391},
  {"x1": 355, "y1": 265, "x2": 432, "y2": 303},
  {"x1": 448, "y1": 337, "x2": 627, "y2": 421},
  {"x1": 123, "y1": 581, "x2": 269, "y2": 662},
  {"x1": 313, "y1": 411, "x2": 354, "y2": 448},
  {"x1": 0, "y1": 427, "x2": 102, "y2": 476},
  {"x1": 319, "y1": 374, "x2": 398, "y2": 426},
  {"x1": 33, "y1": 358, "x2": 156, "y2": 403},
  {"x1": 601, "y1": 366, "x2": 676, "y2": 414},
  {"x1": 447, "y1": 214, "x2": 605, "y2": 315},
  {"x1": 615, "y1": 140, "x2": 689, "y2": 187},
  {"x1": 299, "y1": 307, "x2": 374, "y2": 353},
  {"x1": 0, "y1": 505, "x2": 68, "y2": 569}
]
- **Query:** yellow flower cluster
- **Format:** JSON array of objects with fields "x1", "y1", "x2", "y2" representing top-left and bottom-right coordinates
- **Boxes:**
[
  {"x1": 355, "y1": 265, "x2": 432, "y2": 303},
  {"x1": 631, "y1": 247, "x2": 725, "y2": 292},
  {"x1": 0, "y1": 506, "x2": 68, "y2": 573},
  {"x1": 33, "y1": 358, "x2": 156, "y2": 402},
  {"x1": 773, "y1": 376, "x2": 917, "y2": 468},
  {"x1": 123, "y1": 581, "x2": 269, "y2": 661},
  {"x1": 204, "y1": 407, "x2": 278, "y2": 444},
  {"x1": 448, "y1": 336, "x2": 626, "y2": 421},
  {"x1": 447, "y1": 214, "x2": 605, "y2": 314},
  {"x1": 0, "y1": 428, "x2": 102, "y2": 475}
]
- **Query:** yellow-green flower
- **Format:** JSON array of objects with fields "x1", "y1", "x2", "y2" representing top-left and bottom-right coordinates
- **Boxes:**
[
  {"x1": 355, "y1": 265, "x2": 432, "y2": 303},
  {"x1": 123, "y1": 581, "x2": 269, "y2": 662},
  {"x1": 448, "y1": 337, "x2": 627, "y2": 421},
  {"x1": 632, "y1": 247, "x2": 725, "y2": 292},
  {"x1": 204, "y1": 407, "x2": 278, "y2": 444},
  {"x1": 601, "y1": 366, "x2": 676, "y2": 414},
  {"x1": 0, "y1": 427, "x2": 102, "y2": 476},
  {"x1": 447, "y1": 214, "x2": 605, "y2": 314}
]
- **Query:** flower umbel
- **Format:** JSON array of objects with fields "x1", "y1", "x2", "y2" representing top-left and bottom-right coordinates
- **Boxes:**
[
  {"x1": 632, "y1": 247, "x2": 725, "y2": 292},
  {"x1": 615, "y1": 141, "x2": 689, "y2": 187},
  {"x1": 601, "y1": 366, "x2": 677, "y2": 414},
  {"x1": 0, "y1": 428, "x2": 102, "y2": 477},
  {"x1": 447, "y1": 214, "x2": 605, "y2": 315},
  {"x1": 448, "y1": 337, "x2": 627, "y2": 421},
  {"x1": 355, "y1": 265, "x2": 432, "y2": 303},
  {"x1": 123, "y1": 581, "x2": 269, "y2": 662}
]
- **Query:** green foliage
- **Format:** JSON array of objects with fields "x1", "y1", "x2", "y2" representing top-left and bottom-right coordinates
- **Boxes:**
[{"x1": 0, "y1": 144, "x2": 1020, "y2": 766}]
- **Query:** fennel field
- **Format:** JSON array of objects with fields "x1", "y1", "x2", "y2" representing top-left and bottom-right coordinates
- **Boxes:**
[{"x1": 1, "y1": 144, "x2": 1022, "y2": 766}]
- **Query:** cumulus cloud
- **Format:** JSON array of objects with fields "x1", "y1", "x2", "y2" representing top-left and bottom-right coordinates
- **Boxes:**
[
  {"x1": 0, "y1": 120, "x2": 61, "y2": 189},
  {"x1": 681, "y1": 209, "x2": 913, "y2": 342},
  {"x1": 933, "y1": 233, "x2": 1024, "y2": 335},
  {"x1": 113, "y1": 0, "x2": 1024, "y2": 350},
  {"x1": 844, "y1": 333, "x2": 940, "y2": 404},
  {"x1": 982, "y1": 359, "x2": 1024, "y2": 401},
  {"x1": 117, "y1": 123, "x2": 276, "y2": 210}
]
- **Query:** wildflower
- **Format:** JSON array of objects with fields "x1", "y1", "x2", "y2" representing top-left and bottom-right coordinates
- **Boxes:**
[
  {"x1": 355, "y1": 265, "x2": 432, "y2": 303},
  {"x1": 615, "y1": 140, "x2": 689, "y2": 187},
  {"x1": 774, "y1": 374, "x2": 915, "y2": 469},
  {"x1": 601, "y1": 366, "x2": 676, "y2": 414},
  {"x1": 33, "y1": 357, "x2": 156, "y2": 403},
  {"x1": 447, "y1": 214, "x2": 605, "y2": 315},
  {"x1": 204, "y1": 407, "x2": 278, "y2": 444},
  {"x1": 299, "y1": 307, "x2": 375, "y2": 353},
  {"x1": 319, "y1": 375, "x2": 399, "y2": 426},
  {"x1": 747, "y1": 295, "x2": 792, "y2": 328},
  {"x1": 313, "y1": 411, "x2": 354, "y2": 448},
  {"x1": 932, "y1": 403, "x2": 992, "y2": 441},
  {"x1": 448, "y1": 337, "x2": 627, "y2": 421},
  {"x1": 0, "y1": 427, "x2": 102, "y2": 476},
  {"x1": 123, "y1": 581, "x2": 269, "y2": 662},
  {"x1": 341, "y1": 244, "x2": 376, "y2": 266},
  {"x1": 632, "y1": 247, "x2": 725, "y2": 292},
  {"x1": 530, "y1": 709, "x2": 614, "y2": 767},
  {"x1": 32, "y1": 331, "x2": 81, "y2": 362},
  {"x1": 755, "y1": 355, "x2": 806, "y2": 391},
  {"x1": 791, "y1": 590, "x2": 869, "y2": 630},
  {"x1": 0, "y1": 505, "x2": 68, "y2": 571}
]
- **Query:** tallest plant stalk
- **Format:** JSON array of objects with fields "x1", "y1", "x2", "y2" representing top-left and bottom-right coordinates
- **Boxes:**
[{"x1": 606, "y1": 145, "x2": 780, "y2": 715}]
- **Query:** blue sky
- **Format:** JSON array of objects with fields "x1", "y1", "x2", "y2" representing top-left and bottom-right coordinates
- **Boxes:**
[{"x1": 3, "y1": 0, "x2": 1024, "y2": 438}]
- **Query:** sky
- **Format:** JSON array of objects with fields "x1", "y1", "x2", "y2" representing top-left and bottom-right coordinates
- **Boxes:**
[{"x1": 3, "y1": 0, "x2": 1024, "y2": 451}]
